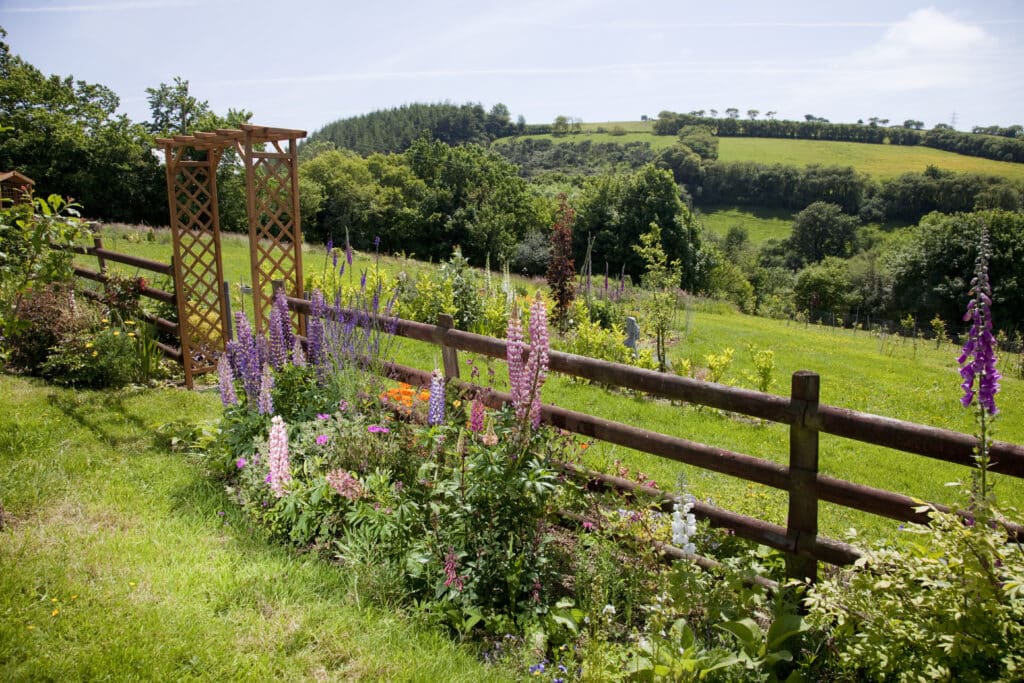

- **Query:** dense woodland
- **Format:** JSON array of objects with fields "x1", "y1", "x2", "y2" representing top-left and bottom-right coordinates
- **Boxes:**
[{"x1": 2, "y1": 27, "x2": 1023, "y2": 334}]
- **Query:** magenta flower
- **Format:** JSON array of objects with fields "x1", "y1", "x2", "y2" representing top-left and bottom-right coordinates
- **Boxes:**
[
  {"x1": 525, "y1": 294, "x2": 550, "y2": 428},
  {"x1": 368, "y1": 424, "x2": 390, "y2": 434},
  {"x1": 317, "y1": 413, "x2": 331, "y2": 420},
  {"x1": 469, "y1": 399, "x2": 485, "y2": 433},
  {"x1": 443, "y1": 548, "x2": 465, "y2": 592},
  {"x1": 316, "y1": 434, "x2": 329, "y2": 446},
  {"x1": 958, "y1": 227, "x2": 1001, "y2": 415},
  {"x1": 235, "y1": 457, "x2": 247, "y2": 469},
  {"x1": 257, "y1": 363, "x2": 274, "y2": 416}
]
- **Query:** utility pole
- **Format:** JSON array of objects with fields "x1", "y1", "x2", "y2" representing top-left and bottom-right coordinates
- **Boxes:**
[{"x1": 950, "y1": 111, "x2": 959, "y2": 129}]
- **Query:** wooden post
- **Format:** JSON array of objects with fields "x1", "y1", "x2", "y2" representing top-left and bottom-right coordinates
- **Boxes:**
[
  {"x1": 786, "y1": 371, "x2": 820, "y2": 582},
  {"x1": 93, "y1": 235, "x2": 107, "y2": 274},
  {"x1": 222, "y1": 281, "x2": 234, "y2": 341},
  {"x1": 437, "y1": 314, "x2": 460, "y2": 380}
]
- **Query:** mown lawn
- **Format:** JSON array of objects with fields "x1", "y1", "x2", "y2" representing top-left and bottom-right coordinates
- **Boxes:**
[{"x1": 0, "y1": 375, "x2": 514, "y2": 681}]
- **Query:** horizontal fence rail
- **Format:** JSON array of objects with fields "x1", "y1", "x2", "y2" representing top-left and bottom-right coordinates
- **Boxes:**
[
  {"x1": 53, "y1": 237, "x2": 182, "y2": 362},
  {"x1": 286, "y1": 297, "x2": 1024, "y2": 579}
]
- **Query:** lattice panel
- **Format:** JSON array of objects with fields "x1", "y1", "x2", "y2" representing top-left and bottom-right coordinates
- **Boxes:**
[
  {"x1": 169, "y1": 161, "x2": 228, "y2": 387},
  {"x1": 248, "y1": 147, "x2": 303, "y2": 334}
]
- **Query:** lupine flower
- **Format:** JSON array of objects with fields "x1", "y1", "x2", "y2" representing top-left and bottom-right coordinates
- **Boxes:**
[
  {"x1": 326, "y1": 469, "x2": 364, "y2": 500},
  {"x1": 373, "y1": 235, "x2": 381, "y2": 250},
  {"x1": 217, "y1": 354, "x2": 237, "y2": 406},
  {"x1": 427, "y1": 369, "x2": 445, "y2": 426},
  {"x1": 257, "y1": 364, "x2": 274, "y2": 415},
  {"x1": 672, "y1": 494, "x2": 697, "y2": 554},
  {"x1": 327, "y1": 238, "x2": 337, "y2": 268},
  {"x1": 958, "y1": 227, "x2": 1001, "y2": 415},
  {"x1": 524, "y1": 295, "x2": 550, "y2": 428},
  {"x1": 267, "y1": 302, "x2": 287, "y2": 370},
  {"x1": 506, "y1": 310, "x2": 527, "y2": 418},
  {"x1": 443, "y1": 548, "x2": 465, "y2": 591},
  {"x1": 307, "y1": 290, "x2": 326, "y2": 368},
  {"x1": 291, "y1": 339, "x2": 306, "y2": 367},
  {"x1": 266, "y1": 415, "x2": 291, "y2": 497},
  {"x1": 229, "y1": 312, "x2": 261, "y2": 404},
  {"x1": 469, "y1": 399, "x2": 485, "y2": 433},
  {"x1": 345, "y1": 239, "x2": 353, "y2": 266},
  {"x1": 273, "y1": 287, "x2": 294, "y2": 360}
]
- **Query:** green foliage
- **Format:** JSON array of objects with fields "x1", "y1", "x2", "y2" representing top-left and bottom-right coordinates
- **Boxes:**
[
  {"x1": 742, "y1": 344, "x2": 776, "y2": 393},
  {"x1": 576, "y1": 165, "x2": 704, "y2": 292},
  {"x1": 40, "y1": 321, "x2": 138, "y2": 388},
  {"x1": 0, "y1": 32, "x2": 165, "y2": 224},
  {"x1": 2, "y1": 281, "x2": 87, "y2": 371},
  {"x1": 793, "y1": 257, "x2": 855, "y2": 317},
  {"x1": 786, "y1": 201, "x2": 860, "y2": 267},
  {"x1": 634, "y1": 223, "x2": 683, "y2": 372},
  {"x1": 545, "y1": 195, "x2": 576, "y2": 329},
  {"x1": 676, "y1": 125, "x2": 718, "y2": 161},
  {"x1": 704, "y1": 348, "x2": 734, "y2": 385},
  {"x1": 806, "y1": 506, "x2": 1024, "y2": 681},
  {"x1": 307, "y1": 102, "x2": 516, "y2": 155},
  {"x1": 0, "y1": 193, "x2": 88, "y2": 327}
]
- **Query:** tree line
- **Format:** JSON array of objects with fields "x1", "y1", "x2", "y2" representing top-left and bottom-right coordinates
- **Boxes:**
[
  {"x1": 306, "y1": 102, "x2": 522, "y2": 156},
  {"x1": 652, "y1": 111, "x2": 1024, "y2": 163}
]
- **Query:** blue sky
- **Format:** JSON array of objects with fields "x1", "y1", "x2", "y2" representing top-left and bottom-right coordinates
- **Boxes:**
[{"x1": 2, "y1": 0, "x2": 1022, "y2": 134}]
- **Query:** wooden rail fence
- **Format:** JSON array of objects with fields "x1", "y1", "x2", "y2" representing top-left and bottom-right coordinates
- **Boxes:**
[
  {"x1": 285, "y1": 296, "x2": 1024, "y2": 582},
  {"x1": 54, "y1": 236, "x2": 183, "y2": 362}
]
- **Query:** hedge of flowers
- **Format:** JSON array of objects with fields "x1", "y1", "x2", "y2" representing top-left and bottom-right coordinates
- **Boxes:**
[{"x1": 202, "y1": 242, "x2": 1024, "y2": 681}]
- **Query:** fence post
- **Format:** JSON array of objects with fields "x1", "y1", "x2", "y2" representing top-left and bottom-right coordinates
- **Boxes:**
[
  {"x1": 437, "y1": 314, "x2": 460, "y2": 380},
  {"x1": 93, "y1": 235, "x2": 107, "y2": 274},
  {"x1": 786, "y1": 371, "x2": 820, "y2": 582},
  {"x1": 222, "y1": 280, "x2": 234, "y2": 342}
]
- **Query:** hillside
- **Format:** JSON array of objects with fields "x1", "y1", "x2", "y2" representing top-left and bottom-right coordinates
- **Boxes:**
[{"x1": 494, "y1": 128, "x2": 1024, "y2": 181}]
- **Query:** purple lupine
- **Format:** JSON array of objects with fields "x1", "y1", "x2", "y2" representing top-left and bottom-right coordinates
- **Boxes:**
[
  {"x1": 345, "y1": 239, "x2": 353, "y2": 266},
  {"x1": 507, "y1": 309, "x2": 527, "y2": 421},
  {"x1": 427, "y1": 369, "x2": 445, "y2": 426},
  {"x1": 307, "y1": 290, "x2": 326, "y2": 368},
  {"x1": 524, "y1": 294, "x2": 550, "y2": 428},
  {"x1": 257, "y1": 363, "x2": 274, "y2": 415},
  {"x1": 958, "y1": 228, "x2": 1001, "y2": 415},
  {"x1": 469, "y1": 399, "x2": 485, "y2": 433},
  {"x1": 217, "y1": 354, "x2": 238, "y2": 406},
  {"x1": 267, "y1": 301, "x2": 287, "y2": 370},
  {"x1": 266, "y1": 415, "x2": 291, "y2": 497},
  {"x1": 231, "y1": 311, "x2": 261, "y2": 405},
  {"x1": 327, "y1": 238, "x2": 337, "y2": 268},
  {"x1": 291, "y1": 339, "x2": 306, "y2": 368},
  {"x1": 443, "y1": 548, "x2": 464, "y2": 592},
  {"x1": 273, "y1": 287, "x2": 294, "y2": 359}
]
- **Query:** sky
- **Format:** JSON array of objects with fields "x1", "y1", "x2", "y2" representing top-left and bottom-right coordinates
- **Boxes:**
[{"x1": 2, "y1": 0, "x2": 1023, "y2": 135}]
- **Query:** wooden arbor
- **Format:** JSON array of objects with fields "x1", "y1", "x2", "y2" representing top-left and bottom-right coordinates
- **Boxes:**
[{"x1": 157, "y1": 124, "x2": 306, "y2": 388}]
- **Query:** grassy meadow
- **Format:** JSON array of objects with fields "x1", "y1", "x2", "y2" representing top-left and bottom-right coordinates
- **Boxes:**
[
  {"x1": 0, "y1": 376, "x2": 512, "y2": 681},
  {"x1": 86, "y1": 225, "x2": 1024, "y2": 543},
  {"x1": 718, "y1": 137, "x2": 1024, "y2": 181},
  {"x1": 499, "y1": 125, "x2": 1024, "y2": 181},
  {"x1": 696, "y1": 205, "x2": 795, "y2": 245}
]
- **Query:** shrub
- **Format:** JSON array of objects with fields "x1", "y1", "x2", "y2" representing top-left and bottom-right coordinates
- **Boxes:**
[
  {"x1": 4, "y1": 282, "x2": 86, "y2": 372},
  {"x1": 40, "y1": 322, "x2": 138, "y2": 388}
]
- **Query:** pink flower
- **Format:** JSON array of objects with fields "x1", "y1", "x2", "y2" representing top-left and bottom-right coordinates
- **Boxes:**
[
  {"x1": 266, "y1": 415, "x2": 291, "y2": 497},
  {"x1": 368, "y1": 424, "x2": 390, "y2": 434},
  {"x1": 235, "y1": 457, "x2": 247, "y2": 469},
  {"x1": 316, "y1": 434, "x2": 329, "y2": 446},
  {"x1": 317, "y1": 413, "x2": 331, "y2": 420},
  {"x1": 326, "y1": 469, "x2": 364, "y2": 500}
]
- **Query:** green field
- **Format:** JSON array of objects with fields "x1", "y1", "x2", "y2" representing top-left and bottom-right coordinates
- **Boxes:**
[
  {"x1": 500, "y1": 125, "x2": 1024, "y2": 181},
  {"x1": 696, "y1": 206, "x2": 795, "y2": 245},
  {"x1": 87, "y1": 225, "x2": 1024, "y2": 543},
  {"x1": 718, "y1": 137, "x2": 1024, "y2": 181}
]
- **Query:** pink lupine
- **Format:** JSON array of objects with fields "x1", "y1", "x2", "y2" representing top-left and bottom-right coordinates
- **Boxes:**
[{"x1": 266, "y1": 415, "x2": 291, "y2": 497}]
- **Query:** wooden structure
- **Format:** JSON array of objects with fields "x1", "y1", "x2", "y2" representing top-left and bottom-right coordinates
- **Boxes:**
[
  {"x1": 1, "y1": 170, "x2": 34, "y2": 205},
  {"x1": 155, "y1": 124, "x2": 306, "y2": 387}
]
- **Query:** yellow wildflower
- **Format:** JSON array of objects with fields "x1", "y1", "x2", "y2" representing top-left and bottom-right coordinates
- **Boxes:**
[
  {"x1": 127, "y1": 332, "x2": 136, "y2": 338},
  {"x1": 124, "y1": 320, "x2": 136, "y2": 326},
  {"x1": 51, "y1": 609, "x2": 59, "y2": 617},
  {"x1": 92, "y1": 351, "x2": 98, "y2": 357},
  {"x1": 113, "y1": 330, "x2": 120, "y2": 336}
]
